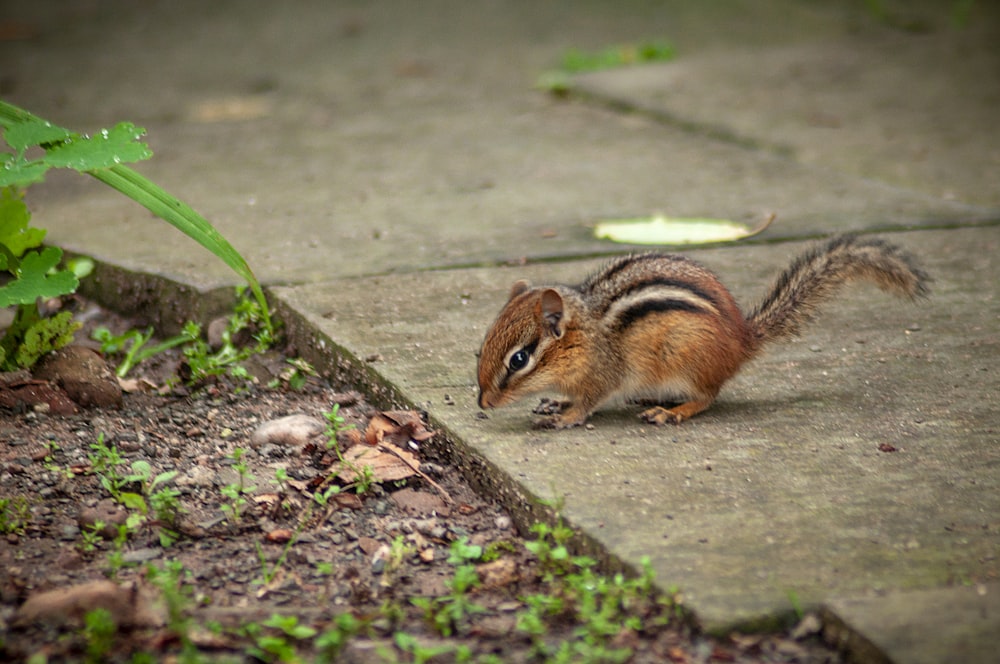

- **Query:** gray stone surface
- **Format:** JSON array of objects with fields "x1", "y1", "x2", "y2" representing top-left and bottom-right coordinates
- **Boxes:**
[{"x1": 3, "y1": 0, "x2": 999, "y2": 661}]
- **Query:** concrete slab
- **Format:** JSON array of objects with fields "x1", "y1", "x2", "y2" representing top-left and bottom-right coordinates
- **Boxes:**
[
  {"x1": 273, "y1": 227, "x2": 1000, "y2": 635},
  {"x1": 572, "y1": 7, "x2": 1000, "y2": 207},
  {"x1": 823, "y1": 582, "x2": 1000, "y2": 664}
]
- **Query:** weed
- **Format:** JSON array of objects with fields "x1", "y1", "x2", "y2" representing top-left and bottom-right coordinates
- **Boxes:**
[
  {"x1": 0, "y1": 496, "x2": 31, "y2": 535},
  {"x1": 183, "y1": 288, "x2": 275, "y2": 384},
  {"x1": 82, "y1": 608, "x2": 117, "y2": 663},
  {"x1": 314, "y1": 612, "x2": 363, "y2": 661},
  {"x1": 79, "y1": 522, "x2": 104, "y2": 554},
  {"x1": 104, "y1": 524, "x2": 131, "y2": 580},
  {"x1": 87, "y1": 433, "x2": 127, "y2": 500},
  {"x1": 279, "y1": 357, "x2": 316, "y2": 390},
  {"x1": 393, "y1": 631, "x2": 459, "y2": 664},
  {"x1": 412, "y1": 538, "x2": 486, "y2": 637},
  {"x1": 245, "y1": 614, "x2": 317, "y2": 663},
  {"x1": 92, "y1": 324, "x2": 198, "y2": 378},
  {"x1": 220, "y1": 447, "x2": 255, "y2": 525},
  {"x1": 322, "y1": 403, "x2": 354, "y2": 449},
  {"x1": 0, "y1": 187, "x2": 80, "y2": 371},
  {"x1": 146, "y1": 560, "x2": 199, "y2": 658}
]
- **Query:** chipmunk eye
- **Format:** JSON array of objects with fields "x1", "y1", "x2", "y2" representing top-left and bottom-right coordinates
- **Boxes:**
[{"x1": 508, "y1": 349, "x2": 529, "y2": 372}]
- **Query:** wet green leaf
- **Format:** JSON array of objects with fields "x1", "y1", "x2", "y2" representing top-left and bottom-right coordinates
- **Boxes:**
[
  {"x1": 0, "y1": 187, "x2": 45, "y2": 257},
  {"x1": 43, "y1": 122, "x2": 152, "y2": 171},
  {"x1": 594, "y1": 214, "x2": 772, "y2": 245},
  {"x1": 0, "y1": 247, "x2": 78, "y2": 307}
]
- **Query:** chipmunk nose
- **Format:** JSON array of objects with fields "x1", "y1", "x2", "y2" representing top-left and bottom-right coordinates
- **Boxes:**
[{"x1": 478, "y1": 390, "x2": 492, "y2": 409}]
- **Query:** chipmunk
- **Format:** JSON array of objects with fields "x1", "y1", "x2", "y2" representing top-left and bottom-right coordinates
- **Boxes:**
[{"x1": 476, "y1": 234, "x2": 930, "y2": 428}]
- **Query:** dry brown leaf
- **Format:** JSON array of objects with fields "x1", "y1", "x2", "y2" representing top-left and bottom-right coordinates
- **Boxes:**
[
  {"x1": 364, "y1": 410, "x2": 434, "y2": 446},
  {"x1": 334, "y1": 492, "x2": 364, "y2": 510},
  {"x1": 336, "y1": 443, "x2": 419, "y2": 483}
]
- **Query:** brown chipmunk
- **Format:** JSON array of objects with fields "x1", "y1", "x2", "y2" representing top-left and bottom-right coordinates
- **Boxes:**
[{"x1": 477, "y1": 234, "x2": 930, "y2": 428}]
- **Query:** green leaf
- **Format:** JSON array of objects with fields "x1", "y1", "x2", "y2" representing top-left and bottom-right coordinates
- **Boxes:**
[
  {"x1": 119, "y1": 492, "x2": 148, "y2": 514},
  {"x1": 43, "y1": 122, "x2": 152, "y2": 171},
  {"x1": 3, "y1": 118, "x2": 72, "y2": 152},
  {"x1": 0, "y1": 187, "x2": 45, "y2": 258},
  {"x1": 0, "y1": 247, "x2": 78, "y2": 307},
  {"x1": 0, "y1": 155, "x2": 48, "y2": 188},
  {"x1": 87, "y1": 165, "x2": 271, "y2": 332}
]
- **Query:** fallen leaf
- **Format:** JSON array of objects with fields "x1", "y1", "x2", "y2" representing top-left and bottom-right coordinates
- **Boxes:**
[
  {"x1": 334, "y1": 492, "x2": 364, "y2": 510},
  {"x1": 364, "y1": 411, "x2": 434, "y2": 446},
  {"x1": 337, "y1": 442, "x2": 419, "y2": 484}
]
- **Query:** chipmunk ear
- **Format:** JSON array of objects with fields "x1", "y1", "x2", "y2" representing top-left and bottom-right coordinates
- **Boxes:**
[
  {"x1": 539, "y1": 289, "x2": 565, "y2": 339},
  {"x1": 508, "y1": 280, "x2": 531, "y2": 301}
]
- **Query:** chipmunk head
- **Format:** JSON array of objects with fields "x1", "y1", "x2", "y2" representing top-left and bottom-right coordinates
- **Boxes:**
[{"x1": 477, "y1": 280, "x2": 569, "y2": 410}]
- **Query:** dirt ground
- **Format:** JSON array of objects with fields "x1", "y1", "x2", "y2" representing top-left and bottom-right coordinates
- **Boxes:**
[{"x1": 0, "y1": 301, "x2": 844, "y2": 663}]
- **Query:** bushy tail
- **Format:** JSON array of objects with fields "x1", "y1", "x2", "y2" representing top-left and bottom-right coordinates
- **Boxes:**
[{"x1": 747, "y1": 234, "x2": 930, "y2": 347}]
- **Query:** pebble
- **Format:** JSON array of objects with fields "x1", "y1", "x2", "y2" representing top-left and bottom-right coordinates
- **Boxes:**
[
  {"x1": 122, "y1": 548, "x2": 162, "y2": 564},
  {"x1": 494, "y1": 515, "x2": 512, "y2": 531},
  {"x1": 249, "y1": 414, "x2": 325, "y2": 449}
]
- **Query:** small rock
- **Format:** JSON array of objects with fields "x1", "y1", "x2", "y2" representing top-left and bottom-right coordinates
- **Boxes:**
[
  {"x1": 494, "y1": 515, "x2": 512, "y2": 531},
  {"x1": 122, "y1": 548, "x2": 162, "y2": 564},
  {"x1": 249, "y1": 414, "x2": 325, "y2": 449},
  {"x1": 78, "y1": 499, "x2": 129, "y2": 539},
  {"x1": 176, "y1": 465, "x2": 216, "y2": 488},
  {"x1": 14, "y1": 580, "x2": 164, "y2": 628},
  {"x1": 389, "y1": 488, "x2": 448, "y2": 517},
  {"x1": 33, "y1": 345, "x2": 122, "y2": 408}
]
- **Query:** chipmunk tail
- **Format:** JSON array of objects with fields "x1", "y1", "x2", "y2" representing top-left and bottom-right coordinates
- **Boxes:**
[{"x1": 747, "y1": 234, "x2": 930, "y2": 348}]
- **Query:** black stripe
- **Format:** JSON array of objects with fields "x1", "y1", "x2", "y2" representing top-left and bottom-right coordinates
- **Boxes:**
[
  {"x1": 614, "y1": 298, "x2": 708, "y2": 330},
  {"x1": 584, "y1": 254, "x2": 663, "y2": 291},
  {"x1": 601, "y1": 277, "x2": 719, "y2": 316}
]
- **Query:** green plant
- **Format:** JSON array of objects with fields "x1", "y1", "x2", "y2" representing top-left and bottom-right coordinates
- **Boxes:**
[
  {"x1": 322, "y1": 403, "x2": 354, "y2": 449},
  {"x1": 245, "y1": 614, "x2": 317, "y2": 663},
  {"x1": 0, "y1": 496, "x2": 31, "y2": 535},
  {"x1": 0, "y1": 186, "x2": 79, "y2": 370},
  {"x1": 515, "y1": 516, "x2": 678, "y2": 663},
  {"x1": 82, "y1": 607, "x2": 117, "y2": 663},
  {"x1": 105, "y1": 524, "x2": 133, "y2": 579},
  {"x1": 537, "y1": 40, "x2": 676, "y2": 94},
  {"x1": 79, "y1": 521, "x2": 105, "y2": 554},
  {"x1": 146, "y1": 560, "x2": 199, "y2": 659},
  {"x1": 278, "y1": 357, "x2": 316, "y2": 390},
  {"x1": 180, "y1": 287, "x2": 275, "y2": 384},
  {"x1": 87, "y1": 433, "x2": 128, "y2": 500},
  {"x1": 92, "y1": 324, "x2": 198, "y2": 378},
  {"x1": 411, "y1": 538, "x2": 486, "y2": 637},
  {"x1": 220, "y1": 447, "x2": 255, "y2": 524},
  {"x1": 314, "y1": 612, "x2": 363, "y2": 661},
  {"x1": 0, "y1": 100, "x2": 272, "y2": 338},
  {"x1": 392, "y1": 631, "x2": 458, "y2": 664}
]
